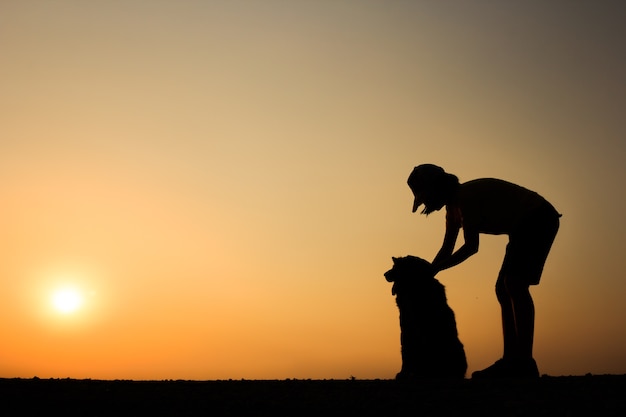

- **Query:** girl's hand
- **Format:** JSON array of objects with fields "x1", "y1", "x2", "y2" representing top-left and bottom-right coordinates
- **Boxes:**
[{"x1": 429, "y1": 261, "x2": 440, "y2": 277}]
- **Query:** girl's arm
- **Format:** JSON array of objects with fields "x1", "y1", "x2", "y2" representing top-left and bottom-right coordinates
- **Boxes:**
[
  {"x1": 432, "y1": 223, "x2": 460, "y2": 272},
  {"x1": 433, "y1": 227, "x2": 479, "y2": 273}
]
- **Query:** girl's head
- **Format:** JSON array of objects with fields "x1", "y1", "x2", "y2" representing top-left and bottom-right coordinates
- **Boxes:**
[{"x1": 408, "y1": 164, "x2": 459, "y2": 214}]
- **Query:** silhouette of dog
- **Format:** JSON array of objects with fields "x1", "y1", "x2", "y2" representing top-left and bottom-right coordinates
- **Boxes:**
[{"x1": 384, "y1": 255, "x2": 467, "y2": 379}]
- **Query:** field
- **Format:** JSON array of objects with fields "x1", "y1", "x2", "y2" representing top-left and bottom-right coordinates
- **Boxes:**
[{"x1": 3, "y1": 375, "x2": 625, "y2": 416}]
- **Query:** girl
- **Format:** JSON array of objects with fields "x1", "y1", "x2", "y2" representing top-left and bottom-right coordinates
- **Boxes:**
[{"x1": 408, "y1": 164, "x2": 560, "y2": 378}]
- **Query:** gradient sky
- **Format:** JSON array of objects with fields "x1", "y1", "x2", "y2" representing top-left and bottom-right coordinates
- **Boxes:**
[{"x1": 2, "y1": 1, "x2": 625, "y2": 380}]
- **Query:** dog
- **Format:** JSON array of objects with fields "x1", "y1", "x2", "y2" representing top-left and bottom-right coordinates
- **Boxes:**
[{"x1": 384, "y1": 255, "x2": 467, "y2": 379}]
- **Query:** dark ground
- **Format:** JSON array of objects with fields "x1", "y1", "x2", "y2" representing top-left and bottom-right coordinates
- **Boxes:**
[{"x1": 2, "y1": 375, "x2": 625, "y2": 416}]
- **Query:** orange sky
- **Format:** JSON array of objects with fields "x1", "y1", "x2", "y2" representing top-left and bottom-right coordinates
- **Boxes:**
[{"x1": 2, "y1": 1, "x2": 625, "y2": 380}]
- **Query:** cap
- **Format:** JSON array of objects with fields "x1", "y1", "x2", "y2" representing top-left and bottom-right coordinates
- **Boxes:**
[{"x1": 407, "y1": 164, "x2": 445, "y2": 213}]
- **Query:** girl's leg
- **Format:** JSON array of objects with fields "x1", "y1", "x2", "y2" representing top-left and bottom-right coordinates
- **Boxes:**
[
  {"x1": 507, "y1": 280, "x2": 535, "y2": 360},
  {"x1": 496, "y1": 273, "x2": 518, "y2": 359},
  {"x1": 472, "y1": 274, "x2": 517, "y2": 378},
  {"x1": 474, "y1": 275, "x2": 538, "y2": 378}
]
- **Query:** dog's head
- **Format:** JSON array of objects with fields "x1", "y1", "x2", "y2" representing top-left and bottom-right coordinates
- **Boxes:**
[{"x1": 384, "y1": 255, "x2": 435, "y2": 296}]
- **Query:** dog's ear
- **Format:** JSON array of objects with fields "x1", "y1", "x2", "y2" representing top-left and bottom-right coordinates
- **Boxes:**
[{"x1": 392, "y1": 256, "x2": 398, "y2": 263}]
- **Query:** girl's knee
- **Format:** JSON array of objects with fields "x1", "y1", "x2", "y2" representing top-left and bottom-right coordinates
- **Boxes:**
[
  {"x1": 495, "y1": 277, "x2": 509, "y2": 303},
  {"x1": 496, "y1": 274, "x2": 530, "y2": 301}
]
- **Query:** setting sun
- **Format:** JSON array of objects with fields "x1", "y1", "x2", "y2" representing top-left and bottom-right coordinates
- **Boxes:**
[{"x1": 51, "y1": 288, "x2": 83, "y2": 314}]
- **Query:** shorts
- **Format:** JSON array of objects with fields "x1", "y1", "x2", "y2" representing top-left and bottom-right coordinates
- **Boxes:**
[{"x1": 499, "y1": 202, "x2": 560, "y2": 286}]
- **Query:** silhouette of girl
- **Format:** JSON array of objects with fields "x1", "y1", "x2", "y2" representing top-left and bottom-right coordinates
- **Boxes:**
[{"x1": 408, "y1": 164, "x2": 560, "y2": 378}]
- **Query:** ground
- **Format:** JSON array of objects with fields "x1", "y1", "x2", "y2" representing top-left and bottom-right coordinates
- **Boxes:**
[{"x1": 2, "y1": 375, "x2": 625, "y2": 416}]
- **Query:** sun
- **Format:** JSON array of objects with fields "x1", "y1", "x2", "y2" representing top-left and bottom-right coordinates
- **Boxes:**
[{"x1": 51, "y1": 287, "x2": 84, "y2": 314}]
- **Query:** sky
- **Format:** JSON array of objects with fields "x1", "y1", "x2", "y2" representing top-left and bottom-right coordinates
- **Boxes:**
[{"x1": 1, "y1": 1, "x2": 625, "y2": 380}]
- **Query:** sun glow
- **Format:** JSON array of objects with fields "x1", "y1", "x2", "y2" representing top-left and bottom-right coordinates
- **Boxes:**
[{"x1": 51, "y1": 288, "x2": 84, "y2": 314}]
